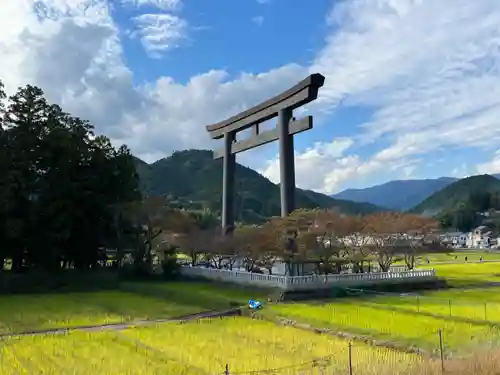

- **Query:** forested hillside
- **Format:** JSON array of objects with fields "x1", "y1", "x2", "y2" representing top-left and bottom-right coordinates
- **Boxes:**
[
  {"x1": 411, "y1": 175, "x2": 500, "y2": 216},
  {"x1": 135, "y1": 150, "x2": 386, "y2": 223}
]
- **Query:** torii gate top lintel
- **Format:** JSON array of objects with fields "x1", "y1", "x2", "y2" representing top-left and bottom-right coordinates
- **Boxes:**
[{"x1": 205, "y1": 73, "x2": 325, "y2": 140}]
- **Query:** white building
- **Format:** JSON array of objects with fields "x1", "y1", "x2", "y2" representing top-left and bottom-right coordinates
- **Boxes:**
[
  {"x1": 440, "y1": 232, "x2": 468, "y2": 248},
  {"x1": 465, "y1": 226, "x2": 493, "y2": 249}
]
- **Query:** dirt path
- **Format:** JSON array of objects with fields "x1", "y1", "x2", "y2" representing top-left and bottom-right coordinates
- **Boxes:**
[{"x1": 0, "y1": 308, "x2": 242, "y2": 340}]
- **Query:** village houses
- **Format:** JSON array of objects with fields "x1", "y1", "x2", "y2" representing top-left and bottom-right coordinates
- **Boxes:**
[{"x1": 441, "y1": 225, "x2": 500, "y2": 250}]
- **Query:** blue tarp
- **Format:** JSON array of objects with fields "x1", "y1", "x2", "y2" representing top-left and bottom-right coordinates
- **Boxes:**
[{"x1": 248, "y1": 299, "x2": 263, "y2": 309}]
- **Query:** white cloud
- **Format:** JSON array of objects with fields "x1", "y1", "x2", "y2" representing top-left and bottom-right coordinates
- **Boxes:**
[
  {"x1": 280, "y1": 0, "x2": 500, "y2": 192},
  {"x1": 5, "y1": 0, "x2": 500, "y2": 193},
  {"x1": 122, "y1": 0, "x2": 182, "y2": 11},
  {"x1": 252, "y1": 16, "x2": 264, "y2": 27},
  {"x1": 121, "y1": 64, "x2": 307, "y2": 158},
  {"x1": 476, "y1": 151, "x2": 500, "y2": 175},
  {"x1": 452, "y1": 163, "x2": 470, "y2": 178},
  {"x1": 131, "y1": 13, "x2": 187, "y2": 57},
  {"x1": 259, "y1": 138, "x2": 400, "y2": 194},
  {"x1": 0, "y1": 0, "x2": 306, "y2": 163},
  {"x1": 122, "y1": 0, "x2": 187, "y2": 57}
]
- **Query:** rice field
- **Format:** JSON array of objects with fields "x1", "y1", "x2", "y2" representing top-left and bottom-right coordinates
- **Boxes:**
[
  {"x1": 344, "y1": 286, "x2": 500, "y2": 322},
  {"x1": 271, "y1": 301, "x2": 500, "y2": 354},
  {"x1": 0, "y1": 281, "x2": 266, "y2": 335},
  {"x1": 0, "y1": 317, "x2": 423, "y2": 375},
  {"x1": 2, "y1": 261, "x2": 500, "y2": 373}
]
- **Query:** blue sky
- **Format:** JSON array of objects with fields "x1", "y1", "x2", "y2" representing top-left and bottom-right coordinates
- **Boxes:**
[{"x1": 3, "y1": 0, "x2": 500, "y2": 194}]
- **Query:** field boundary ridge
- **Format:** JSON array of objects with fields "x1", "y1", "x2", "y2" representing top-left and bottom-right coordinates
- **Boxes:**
[{"x1": 243, "y1": 310, "x2": 433, "y2": 359}]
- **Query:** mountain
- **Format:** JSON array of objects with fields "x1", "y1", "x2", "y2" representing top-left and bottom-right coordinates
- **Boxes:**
[
  {"x1": 134, "y1": 149, "x2": 386, "y2": 223},
  {"x1": 331, "y1": 177, "x2": 458, "y2": 211},
  {"x1": 411, "y1": 175, "x2": 500, "y2": 215}
]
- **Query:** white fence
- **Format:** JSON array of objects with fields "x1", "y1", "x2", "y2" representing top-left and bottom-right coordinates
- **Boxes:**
[{"x1": 180, "y1": 266, "x2": 437, "y2": 291}]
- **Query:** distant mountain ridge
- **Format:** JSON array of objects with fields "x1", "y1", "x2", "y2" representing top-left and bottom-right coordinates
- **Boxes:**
[
  {"x1": 411, "y1": 174, "x2": 500, "y2": 215},
  {"x1": 331, "y1": 177, "x2": 458, "y2": 211},
  {"x1": 133, "y1": 150, "x2": 387, "y2": 224}
]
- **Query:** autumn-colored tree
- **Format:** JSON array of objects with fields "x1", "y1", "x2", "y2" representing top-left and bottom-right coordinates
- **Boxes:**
[
  {"x1": 206, "y1": 230, "x2": 242, "y2": 270},
  {"x1": 231, "y1": 226, "x2": 262, "y2": 272},
  {"x1": 285, "y1": 209, "x2": 343, "y2": 274},
  {"x1": 333, "y1": 213, "x2": 375, "y2": 273},
  {"x1": 251, "y1": 217, "x2": 290, "y2": 275},
  {"x1": 165, "y1": 208, "x2": 221, "y2": 267},
  {"x1": 287, "y1": 209, "x2": 377, "y2": 274},
  {"x1": 364, "y1": 212, "x2": 442, "y2": 271}
]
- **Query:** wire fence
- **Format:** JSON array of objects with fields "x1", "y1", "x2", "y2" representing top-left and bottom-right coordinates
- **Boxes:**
[
  {"x1": 0, "y1": 315, "x2": 488, "y2": 375},
  {"x1": 212, "y1": 327, "x2": 490, "y2": 374},
  {"x1": 214, "y1": 340, "x2": 427, "y2": 375},
  {"x1": 343, "y1": 287, "x2": 500, "y2": 322}
]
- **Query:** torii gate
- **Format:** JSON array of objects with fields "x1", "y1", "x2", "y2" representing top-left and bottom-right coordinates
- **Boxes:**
[{"x1": 205, "y1": 73, "x2": 325, "y2": 235}]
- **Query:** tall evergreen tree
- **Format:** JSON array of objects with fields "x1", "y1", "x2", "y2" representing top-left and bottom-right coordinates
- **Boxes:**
[{"x1": 0, "y1": 82, "x2": 141, "y2": 272}]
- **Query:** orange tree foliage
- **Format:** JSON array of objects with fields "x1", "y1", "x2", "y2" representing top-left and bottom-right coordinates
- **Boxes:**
[
  {"x1": 363, "y1": 212, "x2": 442, "y2": 271},
  {"x1": 171, "y1": 208, "x2": 444, "y2": 275},
  {"x1": 231, "y1": 226, "x2": 263, "y2": 271}
]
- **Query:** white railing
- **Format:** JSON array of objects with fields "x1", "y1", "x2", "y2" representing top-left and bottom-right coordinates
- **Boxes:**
[{"x1": 180, "y1": 266, "x2": 436, "y2": 291}]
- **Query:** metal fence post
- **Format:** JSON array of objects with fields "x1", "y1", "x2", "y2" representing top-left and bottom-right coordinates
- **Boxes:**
[
  {"x1": 348, "y1": 342, "x2": 353, "y2": 375},
  {"x1": 438, "y1": 329, "x2": 444, "y2": 373},
  {"x1": 484, "y1": 302, "x2": 488, "y2": 321},
  {"x1": 448, "y1": 299, "x2": 451, "y2": 316}
]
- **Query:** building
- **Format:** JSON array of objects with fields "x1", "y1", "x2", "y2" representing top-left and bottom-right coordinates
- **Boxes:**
[
  {"x1": 441, "y1": 232, "x2": 469, "y2": 248},
  {"x1": 466, "y1": 226, "x2": 495, "y2": 249}
]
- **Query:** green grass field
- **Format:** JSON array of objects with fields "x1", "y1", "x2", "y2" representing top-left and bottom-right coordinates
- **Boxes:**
[
  {"x1": 391, "y1": 250, "x2": 500, "y2": 267},
  {"x1": 0, "y1": 317, "x2": 422, "y2": 375},
  {"x1": 0, "y1": 281, "x2": 267, "y2": 335},
  {"x1": 423, "y1": 251, "x2": 500, "y2": 263},
  {"x1": 429, "y1": 262, "x2": 500, "y2": 286}
]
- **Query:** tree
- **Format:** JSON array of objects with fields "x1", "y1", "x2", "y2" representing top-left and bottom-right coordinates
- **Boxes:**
[
  {"x1": 0, "y1": 80, "x2": 8, "y2": 271},
  {"x1": 0, "y1": 83, "x2": 140, "y2": 273},
  {"x1": 165, "y1": 208, "x2": 220, "y2": 267},
  {"x1": 120, "y1": 196, "x2": 174, "y2": 275},
  {"x1": 231, "y1": 226, "x2": 262, "y2": 272},
  {"x1": 182, "y1": 208, "x2": 219, "y2": 230},
  {"x1": 206, "y1": 231, "x2": 240, "y2": 270},
  {"x1": 285, "y1": 209, "x2": 345, "y2": 274},
  {"x1": 365, "y1": 212, "x2": 441, "y2": 271},
  {"x1": 334, "y1": 214, "x2": 374, "y2": 273},
  {"x1": 252, "y1": 217, "x2": 289, "y2": 275}
]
